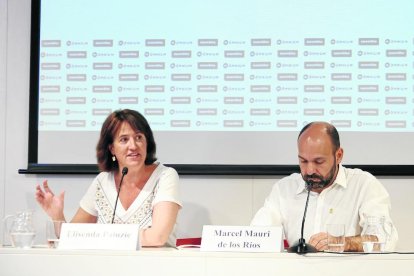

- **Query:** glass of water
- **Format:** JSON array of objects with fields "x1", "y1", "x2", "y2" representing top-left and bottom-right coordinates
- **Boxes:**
[
  {"x1": 46, "y1": 220, "x2": 64, "y2": 248},
  {"x1": 326, "y1": 224, "x2": 345, "y2": 252}
]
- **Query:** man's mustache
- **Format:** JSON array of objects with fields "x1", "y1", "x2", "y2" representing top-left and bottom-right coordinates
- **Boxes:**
[
  {"x1": 304, "y1": 174, "x2": 323, "y2": 181},
  {"x1": 304, "y1": 174, "x2": 327, "y2": 189}
]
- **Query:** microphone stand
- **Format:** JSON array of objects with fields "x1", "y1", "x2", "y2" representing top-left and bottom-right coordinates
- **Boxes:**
[
  {"x1": 287, "y1": 183, "x2": 317, "y2": 254},
  {"x1": 111, "y1": 167, "x2": 128, "y2": 224}
]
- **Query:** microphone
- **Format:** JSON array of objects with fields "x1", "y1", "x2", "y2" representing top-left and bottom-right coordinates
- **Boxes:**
[
  {"x1": 111, "y1": 167, "x2": 128, "y2": 224},
  {"x1": 287, "y1": 181, "x2": 317, "y2": 254}
]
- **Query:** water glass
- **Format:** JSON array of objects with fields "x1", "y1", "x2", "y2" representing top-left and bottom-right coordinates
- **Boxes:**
[
  {"x1": 326, "y1": 224, "x2": 345, "y2": 252},
  {"x1": 46, "y1": 220, "x2": 64, "y2": 248}
]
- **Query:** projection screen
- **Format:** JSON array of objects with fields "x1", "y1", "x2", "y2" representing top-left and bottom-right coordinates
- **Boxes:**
[{"x1": 23, "y1": 0, "x2": 414, "y2": 175}]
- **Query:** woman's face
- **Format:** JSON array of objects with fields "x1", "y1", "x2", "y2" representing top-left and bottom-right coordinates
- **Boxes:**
[{"x1": 109, "y1": 122, "x2": 147, "y2": 171}]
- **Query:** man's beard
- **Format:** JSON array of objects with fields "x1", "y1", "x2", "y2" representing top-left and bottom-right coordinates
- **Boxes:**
[{"x1": 303, "y1": 160, "x2": 337, "y2": 189}]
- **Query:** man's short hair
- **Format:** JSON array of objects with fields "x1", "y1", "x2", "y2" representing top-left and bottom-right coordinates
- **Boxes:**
[{"x1": 298, "y1": 122, "x2": 340, "y2": 152}]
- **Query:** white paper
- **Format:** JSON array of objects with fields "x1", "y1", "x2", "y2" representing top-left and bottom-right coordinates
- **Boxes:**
[
  {"x1": 58, "y1": 223, "x2": 140, "y2": 251},
  {"x1": 201, "y1": 225, "x2": 283, "y2": 252}
]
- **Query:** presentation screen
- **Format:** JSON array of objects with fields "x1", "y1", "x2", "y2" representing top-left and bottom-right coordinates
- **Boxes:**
[{"x1": 29, "y1": 0, "x2": 414, "y2": 174}]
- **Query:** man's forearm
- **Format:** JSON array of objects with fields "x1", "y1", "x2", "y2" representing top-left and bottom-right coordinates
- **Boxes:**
[{"x1": 345, "y1": 236, "x2": 363, "y2": 252}]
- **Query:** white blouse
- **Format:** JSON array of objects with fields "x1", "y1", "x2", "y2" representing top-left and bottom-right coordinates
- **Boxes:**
[{"x1": 80, "y1": 163, "x2": 181, "y2": 245}]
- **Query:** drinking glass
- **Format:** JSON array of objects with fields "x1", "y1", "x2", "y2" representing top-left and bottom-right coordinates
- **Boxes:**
[
  {"x1": 46, "y1": 220, "x2": 64, "y2": 248},
  {"x1": 326, "y1": 224, "x2": 345, "y2": 252}
]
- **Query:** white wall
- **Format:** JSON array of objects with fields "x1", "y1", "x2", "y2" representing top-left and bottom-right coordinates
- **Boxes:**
[
  {"x1": 1, "y1": 0, "x2": 413, "y2": 250},
  {"x1": 0, "y1": 0, "x2": 7, "y2": 226}
]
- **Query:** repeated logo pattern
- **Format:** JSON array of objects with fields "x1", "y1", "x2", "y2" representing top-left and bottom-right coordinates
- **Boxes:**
[{"x1": 39, "y1": 37, "x2": 414, "y2": 131}]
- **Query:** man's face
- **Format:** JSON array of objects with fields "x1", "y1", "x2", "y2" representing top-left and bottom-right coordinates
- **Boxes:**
[
  {"x1": 297, "y1": 128, "x2": 342, "y2": 190},
  {"x1": 302, "y1": 157, "x2": 337, "y2": 189}
]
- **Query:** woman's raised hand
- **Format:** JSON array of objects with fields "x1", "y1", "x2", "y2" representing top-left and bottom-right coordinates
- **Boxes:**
[{"x1": 35, "y1": 180, "x2": 65, "y2": 221}]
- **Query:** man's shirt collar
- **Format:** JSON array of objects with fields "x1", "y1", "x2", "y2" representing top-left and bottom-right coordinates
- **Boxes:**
[{"x1": 295, "y1": 164, "x2": 346, "y2": 195}]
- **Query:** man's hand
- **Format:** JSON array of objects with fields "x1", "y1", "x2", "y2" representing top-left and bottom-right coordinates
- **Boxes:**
[
  {"x1": 308, "y1": 232, "x2": 364, "y2": 252},
  {"x1": 309, "y1": 232, "x2": 328, "y2": 251}
]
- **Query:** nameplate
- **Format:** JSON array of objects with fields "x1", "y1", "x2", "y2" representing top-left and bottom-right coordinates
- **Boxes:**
[
  {"x1": 200, "y1": 225, "x2": 283, "y2": 252},
  {"x1": 58, "y1": 223, "x2": 140, "y2": 250}
]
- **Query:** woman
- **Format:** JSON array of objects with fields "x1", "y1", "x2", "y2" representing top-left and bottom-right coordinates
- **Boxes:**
[{"x1": 35, "y1": 109, "x2": 181, "y2": 246}]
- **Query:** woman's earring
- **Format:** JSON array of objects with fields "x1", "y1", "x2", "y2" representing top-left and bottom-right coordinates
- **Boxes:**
[{"x1": 112, "y1": 156, "x2": 116, "y2": 161}]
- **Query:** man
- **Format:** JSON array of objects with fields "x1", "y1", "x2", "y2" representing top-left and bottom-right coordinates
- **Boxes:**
[{"x1": 251, "y1": 121, "x2": 398, "y2": 251}]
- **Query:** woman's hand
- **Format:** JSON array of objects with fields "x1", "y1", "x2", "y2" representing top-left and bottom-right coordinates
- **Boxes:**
[{"x1": 35, "y1": 180, "x2": 66, "y2": 221}]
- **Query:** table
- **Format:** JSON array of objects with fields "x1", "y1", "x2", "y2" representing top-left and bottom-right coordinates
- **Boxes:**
[{"x1": 1, "y1": 247, "x2": 413, "y2": 276}]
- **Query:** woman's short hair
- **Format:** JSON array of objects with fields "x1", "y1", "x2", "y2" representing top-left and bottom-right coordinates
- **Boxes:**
[{"x1": 96, "y1": 109, "x2": 157, "y2": 171}]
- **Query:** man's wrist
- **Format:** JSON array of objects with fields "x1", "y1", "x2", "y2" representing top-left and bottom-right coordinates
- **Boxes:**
[{"x1": 345, "y1": 236, "x2": 363, "y2": 252}]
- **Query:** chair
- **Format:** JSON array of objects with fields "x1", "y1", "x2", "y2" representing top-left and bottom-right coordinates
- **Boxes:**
[{"x1": 176, "y1": 237, "x2": 202, "y2": 248}]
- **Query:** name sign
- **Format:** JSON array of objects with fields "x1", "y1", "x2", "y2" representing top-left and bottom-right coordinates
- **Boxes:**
[
  {"x1": 58, "y1": 223, "x2": 140, "y2": 250},
  {"x1": 200, "y1": 225, "x2": 283, "y2": 252}
]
